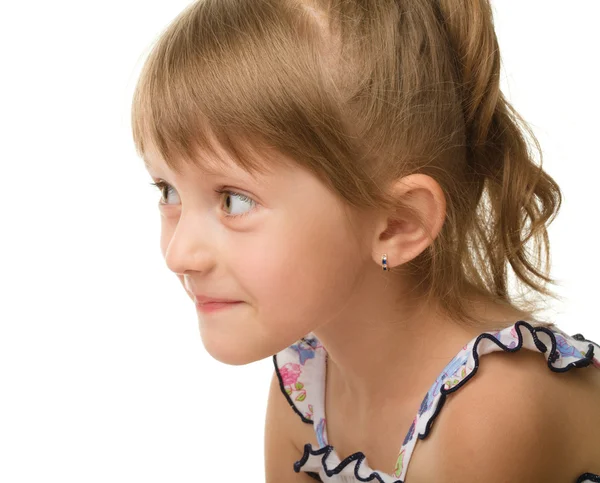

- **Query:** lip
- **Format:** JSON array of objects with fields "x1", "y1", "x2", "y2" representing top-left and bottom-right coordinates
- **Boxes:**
[
  {"x1": 195, "y1": 301, "x2": 243, "y2": 314},
  {"x1": 194, "y1": 294, "x2": 241, "y2": 304}
]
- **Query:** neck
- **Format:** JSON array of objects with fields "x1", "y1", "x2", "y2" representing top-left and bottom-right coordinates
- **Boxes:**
[{"x1": 311, "y1": 272, "x2": 528, "y2": 413}]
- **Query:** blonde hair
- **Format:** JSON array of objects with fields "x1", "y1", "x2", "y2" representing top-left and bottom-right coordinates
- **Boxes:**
[{"x1": 131, "y1": 0, "x2": 563, "y2": 328}]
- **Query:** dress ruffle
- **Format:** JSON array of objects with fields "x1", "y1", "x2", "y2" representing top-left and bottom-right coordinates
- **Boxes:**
[
  {"x1": 294, "y1": 443, "x2": 403, "y2": 482},
  {"x1": 274, "y1": 321, "x2": 600, "y2": 482}
]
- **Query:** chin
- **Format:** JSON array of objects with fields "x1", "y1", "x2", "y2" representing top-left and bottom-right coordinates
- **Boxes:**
[
  {"x1": 205, "y1": 344, "x2": 269, "y2": 366},
  {"x1": 196, "y1": 309, "x2": 313, "y2": 366},
  {"x1": 198, "y1": 330, "x2": 272, "y2": 366}
]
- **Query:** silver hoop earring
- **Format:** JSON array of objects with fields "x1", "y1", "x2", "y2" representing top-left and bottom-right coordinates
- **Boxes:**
[{"x1": 381, "y1": 254, "x2": 388, "y2": 271}]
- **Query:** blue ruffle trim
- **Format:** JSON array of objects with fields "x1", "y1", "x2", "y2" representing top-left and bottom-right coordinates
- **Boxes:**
[
  {"x1": 294, "y1": 443, "x2": 404, "y2": 482},
  {"x1": 293, "y1": 321, "x2": 599, "y2": 482}
]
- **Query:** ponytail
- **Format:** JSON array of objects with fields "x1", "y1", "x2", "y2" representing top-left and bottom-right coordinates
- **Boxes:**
[{"x1": 435, "y1": 0, "x2": 563, "y2": 307}]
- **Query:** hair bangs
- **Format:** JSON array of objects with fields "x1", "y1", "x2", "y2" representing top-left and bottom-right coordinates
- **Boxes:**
[{"x1": 131, "y1": 0, "x2": 336, "y2": 180}]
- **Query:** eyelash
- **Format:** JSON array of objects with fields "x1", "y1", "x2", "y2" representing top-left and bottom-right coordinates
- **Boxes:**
[{"x1": 149, "y1": 181, "x2": 255, "y2": 219}]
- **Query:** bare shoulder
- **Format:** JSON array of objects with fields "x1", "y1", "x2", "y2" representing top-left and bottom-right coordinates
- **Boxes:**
[{"x1": 419, "y1": 347, "x2": 600, "y2": 481}]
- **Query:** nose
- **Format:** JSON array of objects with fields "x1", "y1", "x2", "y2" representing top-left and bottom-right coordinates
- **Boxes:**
[{"x1": 162, "y1": 211, "x2": 216, "y2": 275}]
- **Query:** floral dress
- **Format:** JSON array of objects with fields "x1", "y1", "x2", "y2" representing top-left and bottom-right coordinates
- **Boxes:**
[{"x1": 272, "y1": 320, "x2": 600, "y2": 482}]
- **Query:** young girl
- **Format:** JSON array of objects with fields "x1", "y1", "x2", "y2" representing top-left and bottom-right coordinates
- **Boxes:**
[{"x1": 131, "y1": 0, "x2": 600, "y2": 481}]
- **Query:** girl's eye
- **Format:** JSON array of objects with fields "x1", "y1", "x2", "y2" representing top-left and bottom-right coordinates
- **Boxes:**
[
  {"x1": 150, "y1": 180, "x2": 179, "y2": 205},
  {"x1": 216, "y1": 188, "x2": 256, "y2": 218},
  {"x1": 149, "y1": 181, "x2": 256, "y2": 219}
]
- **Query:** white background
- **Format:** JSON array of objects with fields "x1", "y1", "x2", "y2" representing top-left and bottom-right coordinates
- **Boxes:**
[{"x1": 0, "y1": 1, "x2": 598, "y2": 481}]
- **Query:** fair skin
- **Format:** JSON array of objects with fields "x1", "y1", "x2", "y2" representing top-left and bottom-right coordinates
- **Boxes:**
[
  {"x1": 145, "y1": 137, "x2": 600, "y2": 479},
  {"x1": 143, "y1": 136, "x2": 530, "y2": 424}
]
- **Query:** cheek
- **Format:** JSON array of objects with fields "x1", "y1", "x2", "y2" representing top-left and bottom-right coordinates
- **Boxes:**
[{"x1": 233, "y1": 215, "x2": 364, "y2": 335}]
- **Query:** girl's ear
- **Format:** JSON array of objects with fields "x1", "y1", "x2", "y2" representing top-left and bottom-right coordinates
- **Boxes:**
[{"x1": 372, "y1": 174, "x2": 446, "y2": 269}]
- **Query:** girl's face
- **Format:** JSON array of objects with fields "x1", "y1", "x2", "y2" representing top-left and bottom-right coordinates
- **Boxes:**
[{"x1": 144, "y1": 140, "x2": 373, "y2": 365}]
